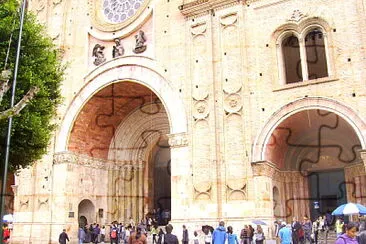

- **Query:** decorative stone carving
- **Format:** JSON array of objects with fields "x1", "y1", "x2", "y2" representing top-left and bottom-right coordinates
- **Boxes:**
[
  {"x1": 112, "y1": 38, "x2": 125, "y2": 58},
  {"x1": 193, "y1": 100, "x2": 209, "y2": 119},
  {"x1": 38, "y1": 197, "x2": 49, "y2": 209},
  {"x1": 53, "y1": 151, "x2": 145, "y2": 170},
  {"x1": 224, "y1": 93, "x2": 242, "y2": 113},
  {"x1": 191, "y1": 22, "x2": 207, "y2": 36},
  {"x1": 220, "y1": 12, "x2": 238, "y2": 27},
  {"x1": 194, "y1": 185, "x2": 211, "y2": 200},
  {"x1": 19, "y1": 198, "x2": 29, "y2": 210},
  {"x1": 133, "y1": 30, "x2": 147, "y2": 54},
  {"x1": 92, "y1": 44, "x2": 106, "y2": 66},
  {"x1": 53, "y1": 0, "x2": 63, "y2": 6},
  {"x1": 34, "y1": 0, "x2": 46, "y2": 13},
  {"x1": 227, "y1": 184, "x2": 247, "y2": 200},
  {"x1": 167, "y1": 133, "x2": 189, "y2": 148},
  {"x1": 288, "y1": 10, "x2": 307, "y2": 22}
]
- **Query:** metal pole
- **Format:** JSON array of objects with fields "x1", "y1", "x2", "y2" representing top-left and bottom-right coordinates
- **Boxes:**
[{"x1": 0, "y1": 0, "x2": 27, "y2": 235}]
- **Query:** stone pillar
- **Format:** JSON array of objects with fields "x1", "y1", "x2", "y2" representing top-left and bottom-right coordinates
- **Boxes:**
[
  {"x1": 167, "y1": 133, "x2": 191, "y2": 221},
  {"x1": 360, "y1": 149, "x2": 366, "y2": 172}
]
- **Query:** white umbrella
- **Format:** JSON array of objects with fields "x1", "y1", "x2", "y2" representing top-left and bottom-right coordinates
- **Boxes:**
[
  {"x1": 331, "y1": 202, "x2": 366, "y2": 216},
  {"x1": 2, "y1": 214, "x2": 13, "y2": 222}
]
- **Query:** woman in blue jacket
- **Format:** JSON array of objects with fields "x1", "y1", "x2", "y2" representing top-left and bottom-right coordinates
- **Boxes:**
[{"x1": 227, "y1": 226, "x2": 239, "y2": 244}]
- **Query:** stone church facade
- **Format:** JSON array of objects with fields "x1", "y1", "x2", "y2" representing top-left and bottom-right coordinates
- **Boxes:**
[{"x1": 10, "y1": 0, "x2": 366, "y2": 242}]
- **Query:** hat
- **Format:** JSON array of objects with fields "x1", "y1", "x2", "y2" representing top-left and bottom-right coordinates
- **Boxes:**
[{"x1": 281, "y1": 221, "x2": 286, "y2": 226}]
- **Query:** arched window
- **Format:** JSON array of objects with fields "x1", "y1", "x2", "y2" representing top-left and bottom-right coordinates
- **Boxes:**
[
  {"x1": 282, "y1": 35, "x2": 302, "y2": 83},
  {"x1": 276, "y1": 22, "x2": 331, "y2": 85},
  {"x1": 305, "y1": 28, "x2": 328, "y2": 79}
]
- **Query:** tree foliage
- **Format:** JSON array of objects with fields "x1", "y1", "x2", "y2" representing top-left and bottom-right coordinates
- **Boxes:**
[{"x1": 0, "y1": 0, "x2": 64, "y2": 172}]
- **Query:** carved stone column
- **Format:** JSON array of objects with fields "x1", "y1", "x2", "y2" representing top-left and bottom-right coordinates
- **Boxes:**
[
  {"x1": 252, "y1": 161, "x2": 278, "y2": 219},
  {"x1": 360, "y1": 149, "x2": 366, "y2": 172},
  {"x1": 167, "y1": 133, "x2": 190, "y2": 221}
]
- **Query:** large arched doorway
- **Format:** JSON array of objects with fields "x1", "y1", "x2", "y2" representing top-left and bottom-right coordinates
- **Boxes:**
[
  {"x1": 78, "y1": 199, "x2": 95, "y2": 227},
  {"x1": 264, "y1": 109, "x2": 363, "y2": 220},
  {"x1": 68, "y1": 81, "x2": 172, "y2": 224}
]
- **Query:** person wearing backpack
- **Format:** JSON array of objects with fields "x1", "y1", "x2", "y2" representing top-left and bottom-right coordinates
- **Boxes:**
[
  {"x1": 110, "y1": 224, "x2": 119, "y2": 244},
  {"x1": 335, "y1": 222, "x2": 359, "y2": 244}
]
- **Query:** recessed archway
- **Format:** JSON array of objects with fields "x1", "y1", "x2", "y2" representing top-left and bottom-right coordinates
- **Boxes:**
[
  {"x1": 78, "y1": 199, "x2": 95, "y2": 227},
  {"x1": 56, "y1": 57, "x2": 187, "y2": 153},
  {"x1": 252, "y1": 97, "x2": 366, "y2": 163},
  {"x1": 262, "y1": 106, "x2": 363, "y2": 220}
]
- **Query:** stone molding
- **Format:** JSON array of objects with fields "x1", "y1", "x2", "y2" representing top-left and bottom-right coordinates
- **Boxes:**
[
  {"x1": 167, "y1": 133, "x2": 189, "y2": 148},
  {"x1": 179, "y1": 0, "x2": 242, "y2": 18},
  {"x1": 53, "y1": 151, "x2": 144, "y2": 170}
]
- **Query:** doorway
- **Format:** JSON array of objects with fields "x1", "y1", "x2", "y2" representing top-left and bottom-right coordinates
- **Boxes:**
[{"x1": 308, "y1": 170, "x2": 347, "y2": 220}]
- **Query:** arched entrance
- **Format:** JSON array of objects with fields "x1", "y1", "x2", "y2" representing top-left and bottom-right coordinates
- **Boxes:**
[
  {"x1": 54, "y1": 59, "x2": 188, "y2": 230},
  {"x1": 78, "y1": 199, "x2": 95, "y2": 227},
  {"x1": 66, "y1": 80, "x2": 173, "y2": 224},
  {"x1": 263, "y1": 108, "x2": 363, "y2": 220}
]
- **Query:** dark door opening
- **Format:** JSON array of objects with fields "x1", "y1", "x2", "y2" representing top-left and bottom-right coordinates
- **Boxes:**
[
  {"x1": 153, "y1": 145, "x2": 171, "y2": 225},
  {"x1": 308, "y1": 170, "x2": 347, "y2": 221}
]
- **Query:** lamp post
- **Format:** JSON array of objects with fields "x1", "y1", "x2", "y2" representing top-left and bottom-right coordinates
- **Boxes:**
[{"x1": 0, "y1": 0, "x2": 27, "y2": 237}]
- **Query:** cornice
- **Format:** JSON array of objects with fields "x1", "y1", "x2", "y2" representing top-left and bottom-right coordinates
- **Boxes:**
[{"x1": 178, "y1": 0, "x2": 243, "y2": 18}]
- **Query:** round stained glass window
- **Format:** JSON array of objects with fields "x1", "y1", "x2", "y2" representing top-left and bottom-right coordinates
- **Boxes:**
[{"x1": 103, "y1": 0, "x2": 145, "y2": 23}]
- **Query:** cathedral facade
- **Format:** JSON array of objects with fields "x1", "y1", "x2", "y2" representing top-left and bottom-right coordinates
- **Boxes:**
[{"x1": 10, "y1": 0, "x2": 366, "y2": 242}]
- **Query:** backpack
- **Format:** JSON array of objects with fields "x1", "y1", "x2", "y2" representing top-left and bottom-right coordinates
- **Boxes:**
[{"x1": 111, "y1": 228, "x2": 117, "y2": 239}]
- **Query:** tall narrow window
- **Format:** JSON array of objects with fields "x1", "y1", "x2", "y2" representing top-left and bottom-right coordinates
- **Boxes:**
[
  {"x1": 282, "y1": 36, "x2": 302, "y2": 84},
  {"x1": 305, "y1": 29, "x2": 328, "y2": 79}
]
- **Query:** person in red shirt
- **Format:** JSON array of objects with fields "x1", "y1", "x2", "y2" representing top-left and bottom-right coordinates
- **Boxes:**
[{"x1": 3, "y1": 224, "x2": 10, "y2": 243}]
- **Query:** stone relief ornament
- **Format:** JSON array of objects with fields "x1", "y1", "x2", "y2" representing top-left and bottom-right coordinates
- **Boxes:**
[
  {"x1": 224, "y1": 93, "x2": 242, "y2": 113},
  {"x1": 167, "y1": 133, "x2": 189, "y2": 148},
  {"x1": 92, "y1": 44, "x2": 107, "y2": 66},
  {"x1": 112, "y1": 38, "x2": 125, "y2": 58},
  {"x1": 103, "y1": 0, "x2": 145, "y2": 23},
  {"x1": 133, "y1": 30, "x2": 147, "y2": 54},
  {"x1": 193, "y1": 100, "x2": 209, "y2": 119},
  {"x1": 288, "y1": 9, "x2": 307, "y2": 22}
]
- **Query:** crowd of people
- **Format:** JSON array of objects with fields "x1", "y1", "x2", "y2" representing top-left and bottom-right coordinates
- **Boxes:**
[
  {"x1": 55, "y1": 213, "x2": 366, "y2": 244},
  {"x1": 72, "y1": 219, "x2": 267, "y2": 244},
  {"x1": 274, "y1": 215, "x2": 366, "y2": 244}
]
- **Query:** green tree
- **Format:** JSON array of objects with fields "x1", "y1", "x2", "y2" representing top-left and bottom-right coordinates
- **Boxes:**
[{"x1": 0, "y1": 0, "x2": 64, "y2": 171}]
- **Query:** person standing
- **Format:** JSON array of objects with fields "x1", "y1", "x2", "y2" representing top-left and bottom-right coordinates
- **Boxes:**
[
  {"x1": 302, "y1": 217, "x2": 312, "y2": 244},
  {"x1": 164, "y1": 224, "x2": 179, "y2": 244},
  {"x1": 193, "y1": 231, "x2": 200, "y2": 244},
  {"x1": 227, "y1": 226, "x2": 239, "y2": 244},
  {"x1": 291, "y1": 217, "x2": 301, "y2": 244},
  {"x1": 240, "y1": 225, "x2": 249, "y2": 244},
  {"x1": 204, "y1": 227, "x2": 212, "y2": 244},
  {"x1": 110, "y1": 223, "x2": 119, "y2": 244},
  {"x1": 128, "y1": 227, "x2": 147, "y2": 244},
  {"x1": 358, "y1": 221, "x2": 366, "y2": 244},
  {"x1": 59, "y1": 229, "x2": 70, "y2": 244},
  {"x1": 182, "y1": 225, "x2": 189, "y2": 244},
  {"x1": 254, "y1": 225, "x2": 265, "y2": 244},
  {"x1": 212, "y1": 221, "x2": 227, "y2": 244},
  {"x1": 100, "y1": 226, "x2": 106, "y2": 243},
  {"x1": 78, "y1": 226, "x2": 86, "y2": 244},
  {"x1": 335, "y1": 222, "x2": 359, "y2": 244},
  {"x1": 336, "y1": 218, "x2": 344, "y2": 238},
  {"x1": 278, "y1": 223, "x2": 292, "y2": 244},
  {"x1": 157, "y1": 228, "x2": 165, "y2": 244},
  {"x1": 151, "y1": 225, "x2": 158, "y2": 244},
  {"x1": 93, "y1": 224, "x2": 101, "y2": 243}
]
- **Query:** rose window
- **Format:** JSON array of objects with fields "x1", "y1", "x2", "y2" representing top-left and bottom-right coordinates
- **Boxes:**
[{"x1": 103, "y1": 0, "x2": 145, "y2": 23}]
